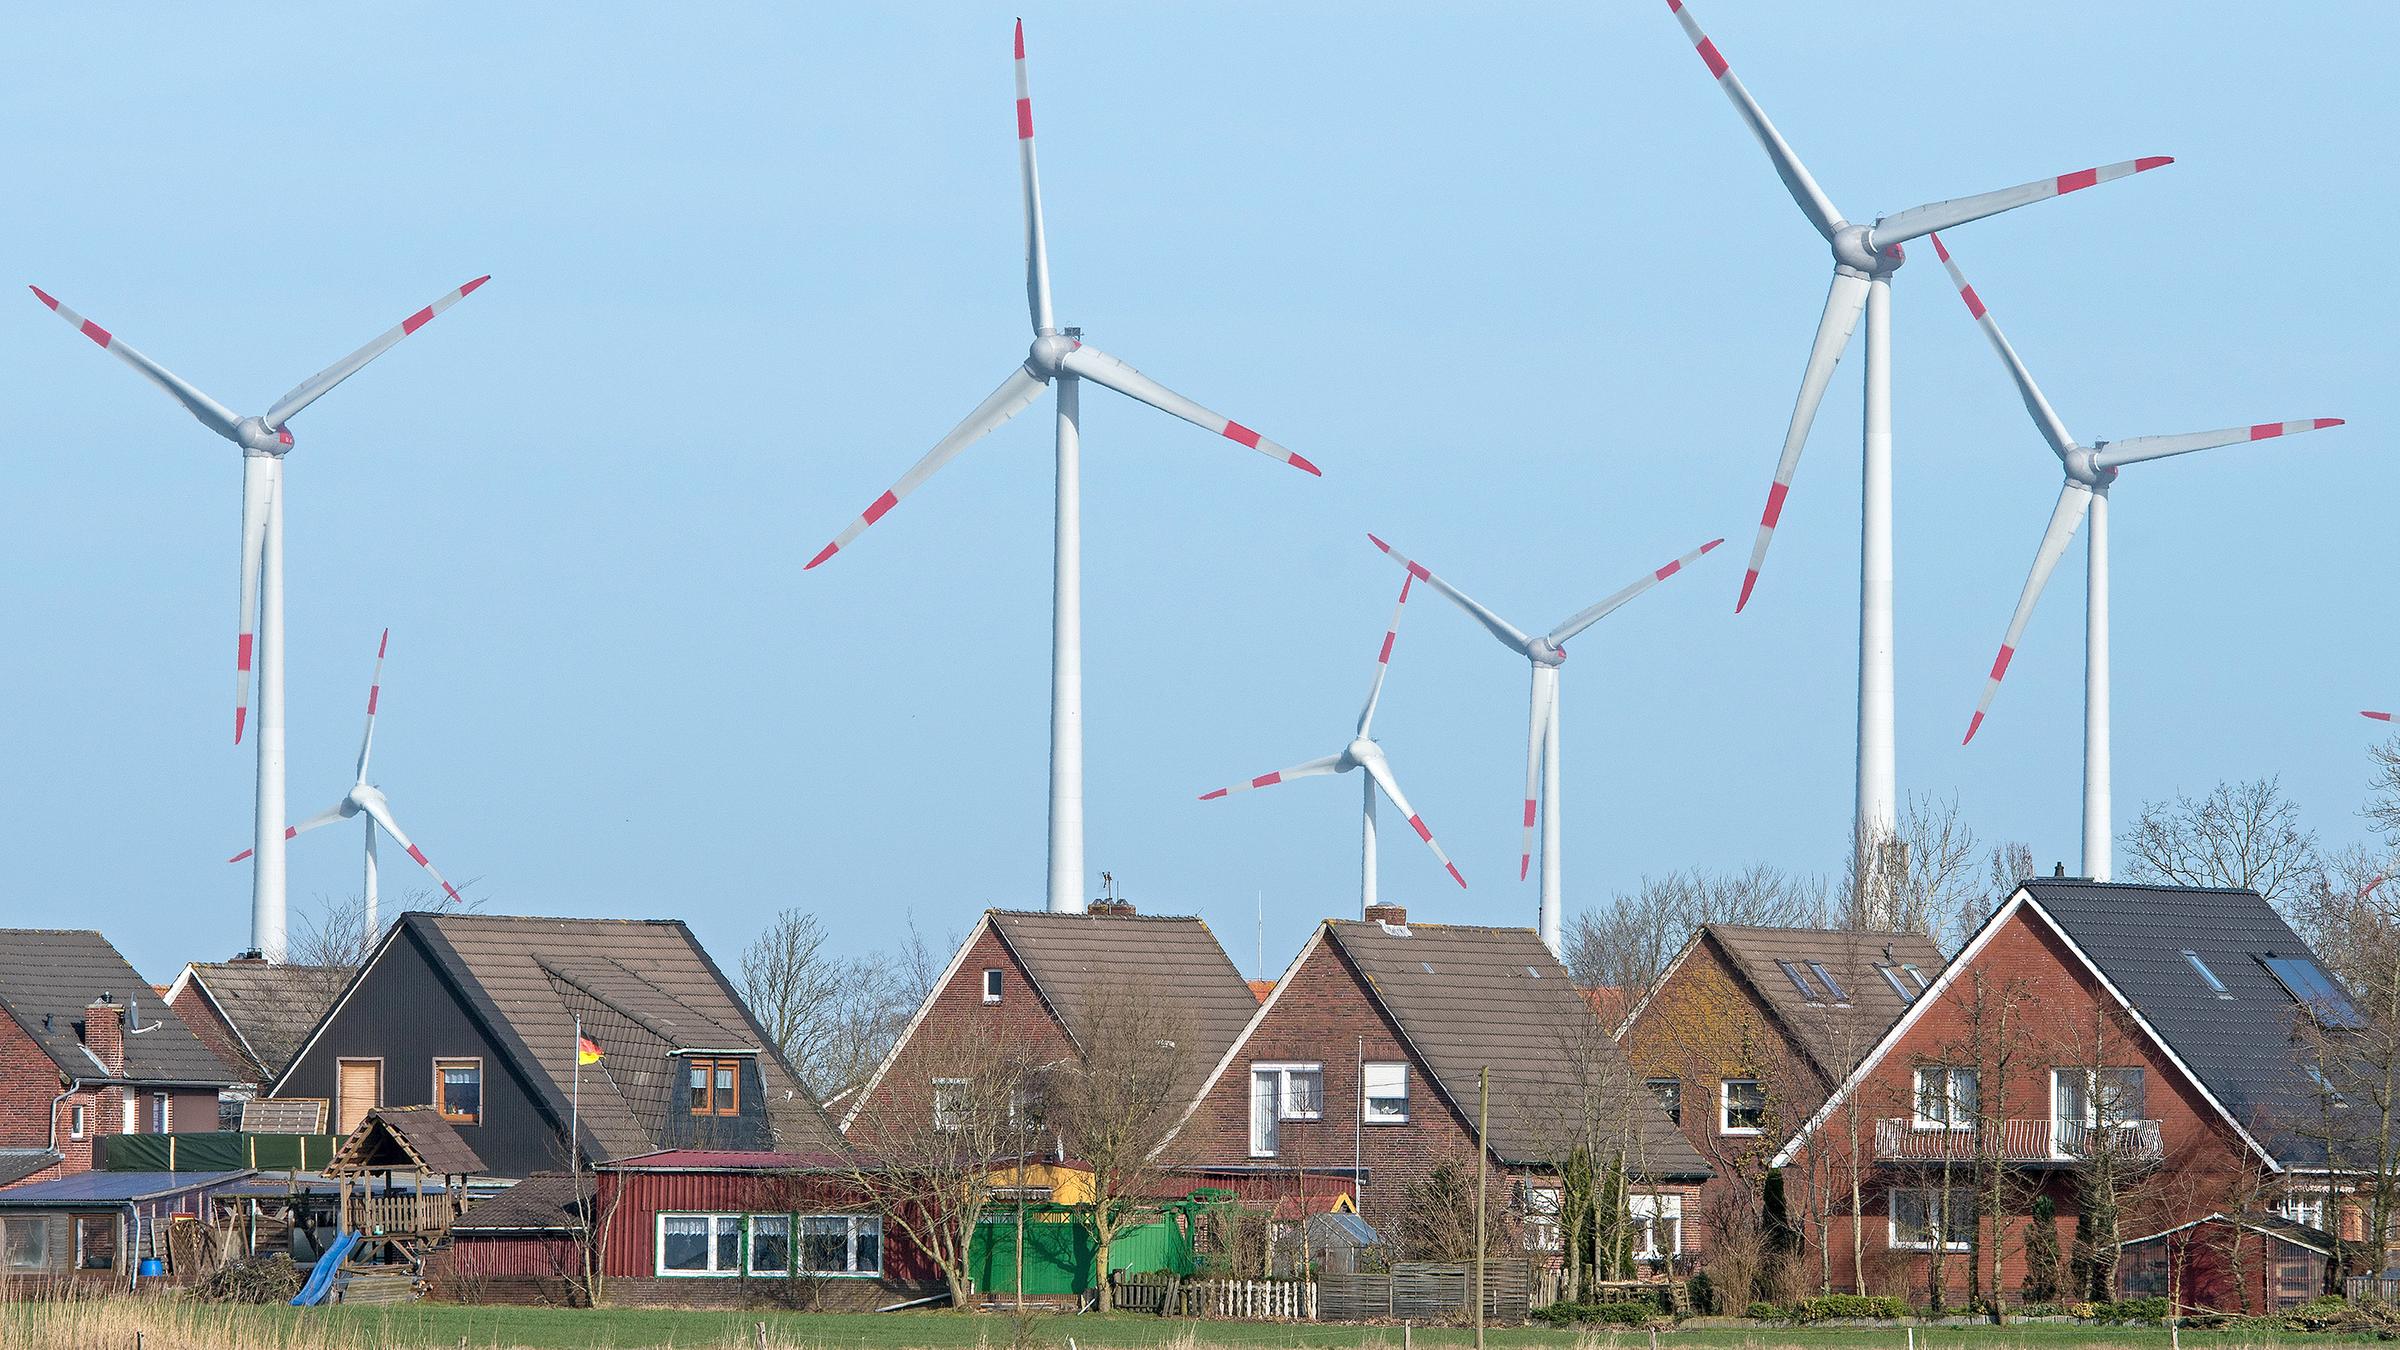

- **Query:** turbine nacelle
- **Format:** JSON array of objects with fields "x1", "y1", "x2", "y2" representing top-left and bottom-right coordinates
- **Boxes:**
[
  {"x1": 2064, "y1": 446, "x2": 2118, "y2": 489},
  {"x1": 1527, "y1": 637, "x2": 1566, "y2": 669},
  {"x1": 1833, "y1": 223, "x2": 1903, "y2": 279},
  {"x1": 347, "y1": 784, "x2": 385, "y2": 817},
  {"x1": 236, "y1": 417, "x2": 294, "y2": 456},
  {"x1": 1341, "y1": 736, "x2": 1383, "y2": 773},
  {"x1": 1024, "y1": 332, "x2": 1082, "y2": 379}
]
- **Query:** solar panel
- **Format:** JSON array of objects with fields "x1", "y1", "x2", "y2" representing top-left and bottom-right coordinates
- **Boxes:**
[{"x1": 2259, "y1": 955, "x2": 2365, "y2": 1029}]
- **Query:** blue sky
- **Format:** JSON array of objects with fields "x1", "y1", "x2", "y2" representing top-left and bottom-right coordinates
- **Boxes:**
[{"x1": 3, "y1": 4, "x2": 2389, "y2": 984}]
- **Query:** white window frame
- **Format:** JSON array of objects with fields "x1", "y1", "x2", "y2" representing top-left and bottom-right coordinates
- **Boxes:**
[
  {"x1": 2050, "y1": 1065, "x2": 2147, "y2": 1156},
  {"x1": 1912, "y1": 1066, "x2": 1978, "y2": 1132},
  {"x1": 68, "y1": 1106, "x2": 85, "y2": 1142},
  {"x1": 1631, "y1": 1192, "x2": 1683, "y2": 1260},
  {"x1": 932, "y1": 1077, "x2": 969, "y2": 1133},
  {"x1": 982, "y1": 968, "x2": 1003, "y2": 1004},
  {"x1": 1719, "y1": 1078, "x2": 1765, "y2": 1136},
  {"x1": 796, "y1": 1213, "x2": 884, "y2": 1277},
  {"x1": 150, "y1": 1092, "x2": 169, "y2": 1134},
  {"x1": 1362, "y1": 1062, "x2": 1408, "y2": 1124},
  {"x1": 1523, "y1": 1184, "x2": 1563, "y2": 1253},
  {"x1": 655, "y1": 1212, "x2": 744, "y2": 1277},
  {"x1": 1248, "y1": 1062, "x2": 1323, "y2": 1157},
  {"x1": 2279, "y1": 1191, "x2": 2328, "y2": 1233},
  {"x1": 747, "y1": 1214, "x2": 791, "y2": 1277},
  {"x1": 1887, "y1": 1186, "x2": 1973, "y2": 1253}
]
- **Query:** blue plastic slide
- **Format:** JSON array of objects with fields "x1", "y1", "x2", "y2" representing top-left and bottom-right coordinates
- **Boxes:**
[{"x1": 290, "y1": 1229, "x2": 360, "y2": 1306}]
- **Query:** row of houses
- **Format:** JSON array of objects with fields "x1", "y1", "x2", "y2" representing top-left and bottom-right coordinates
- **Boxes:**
[{"x1": 0, "y1": 874, "x2": 2371, "y2": 1313}]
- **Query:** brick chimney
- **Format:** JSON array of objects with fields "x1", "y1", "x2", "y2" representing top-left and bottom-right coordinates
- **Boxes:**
[
  {"x1": 82, "y1": 997, "x2": 124, "y2": 1077},
  {"x1": 1363, "y1": 902, "x2": 1407, "y2": 927},
  {"x1": 1088, "y1": 898, "x2": 1136, "y2": 918}
]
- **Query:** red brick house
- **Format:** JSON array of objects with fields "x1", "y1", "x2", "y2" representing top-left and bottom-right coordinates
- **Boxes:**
[
  {"x1": 164, "y1": 959, "x2": 345, "y2": 1110},
  {"x1": 1615, "y1": 923, "x2": 1943, "y2": 1255},
  {"x1": 1774, "y1": 879, "x2": 2353, "y2": 1311},
  {"x1": 1159, "y1": 906, "x2": 1707, "y2": 1261},
  {"x1": 0, "y1": 931, "x2": 234, "y2": 1187},
  {"x1": 838, "y1": 904, "x2": 1258, "y2": 1149}
]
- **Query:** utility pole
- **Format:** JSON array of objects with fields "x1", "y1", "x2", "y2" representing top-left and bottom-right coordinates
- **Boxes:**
[{"x1": 1475, "y1": 1065, "x2": 1489, "y2": 1350}]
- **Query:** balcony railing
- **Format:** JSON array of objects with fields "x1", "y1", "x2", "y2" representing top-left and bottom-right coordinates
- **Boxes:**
[{"x1": 1873, "y1": 1117, "x2": 2163, "y2": 1166}]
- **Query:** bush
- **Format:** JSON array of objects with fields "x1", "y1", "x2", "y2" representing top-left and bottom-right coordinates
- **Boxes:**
[
  {"x1": 1685, "y1": 1269, "x2": 1716, "y2": 1315},
  {"x1": 1532, "y1": 1299, "x2": 1660, "y2": 1327},
  {"x1": 1744, "y1": 1301, "x2": 1783, "y2": 1320},
  {"x1": 2067, "y1": 1296, "x2": 2171, "y2": 1323},
  {"x1": 182, "y1": 1253, "x2": 304, "y2": 1304},
  {"x1": 1792, "y1": 1293, "x2": 1909, "y2": 1322}
]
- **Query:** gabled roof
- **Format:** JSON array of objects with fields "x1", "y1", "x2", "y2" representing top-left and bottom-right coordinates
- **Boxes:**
[
  {"x1": 328, "y1": 1105, "x2": 486, "y2": 1178},
  {"x1": 1774, "y1": 880, "x2": 2335, "y2": 1171},
  {"x1": 0, "y1": 931, "x2": 233, "y2": 1087},
  {"x1": 2122, "y1": 1210, "x2": 2335, "y2": 1257},
  {"x1": 277, "y1": 913, "x2": 847, "y2": 1163},
  {"x1": 167, "y1": 960, "x2": 347, "y2": 1081},
  {"x1": 1701, "y1": 924, "x2": 1945, "y2": 1079},
  {"x1": 453, "y1": 1172, "x2": 581, "y2": 1233}
]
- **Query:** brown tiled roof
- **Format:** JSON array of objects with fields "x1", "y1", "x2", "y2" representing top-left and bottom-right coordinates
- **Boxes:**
[
  {"x1": 398, "y1": 914, "x2": 847, "y2": 1162},
  {"x1": 1703, "y1": 925, "x2": 1944, "y2": 1079},
  {"x1": 0, "y1": 931, "x2": 234, "y2": 1087},
  {"x1": 329, "y1": 1105, "x2": 487, "y2": 1177},
  {"x1": 1323, "y1": 921, "x2": 1708, "y2": 1178},
  {"x1": 1581, "y1": 985, "x2": 1628, "y2": 1028},
  {"x1": 454, "y1": 1172, "x2": 582, "y2": 1233},
  {"x1": 1246, "y1": 980, "x2": 1275, "y2": 1004},
  {"x1": 181, "y1": 961, "x2": 347, "y2": 1081},
  {"x1": 990, "y1": 911, "x2": 1258, "y2": 1102}
]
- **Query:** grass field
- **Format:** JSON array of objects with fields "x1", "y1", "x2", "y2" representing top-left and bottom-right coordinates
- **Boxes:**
[{"x1": 4, "y1": 1303, "x2": 2388, "y2": 1350}]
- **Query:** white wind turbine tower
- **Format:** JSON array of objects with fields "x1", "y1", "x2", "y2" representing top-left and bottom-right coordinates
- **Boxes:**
[
  {"x1": 1666, "y1": 0, "x2": 2170, "y2": 862},
  {"x1": 806, "y1": 21, "x2": 1316, "y2": 916},
  {"x1": 29, "y1": 277, "x2": 487, "y2": 961},
  {"x1": 229, "y1": 629, "x2": 463, "y2": 936},
  {"x1": 1200, "y1": 577, "x2": 1466, "y2": 907},
  {"x1": 1367, "y1": 534, "x2": 1722, "y2": 956},
  {"x1": 1938, "y1": 233, "x2": 2343, "y2": 880}
]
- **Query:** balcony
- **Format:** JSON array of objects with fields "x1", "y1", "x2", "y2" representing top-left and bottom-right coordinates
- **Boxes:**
[{"x1": 1873, "y1": 1117, "x2": 2163, "y2": 1166}]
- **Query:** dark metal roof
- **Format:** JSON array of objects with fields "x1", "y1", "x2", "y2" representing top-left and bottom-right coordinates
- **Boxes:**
[
  {"x1": 181, "y1": 961, "x2": 347, "y2": 1080},
  {"x1": 0, "y1": 931, "x2": 234, "y2": 1087},
  {"x1": 2021, "y1": 879, "x2": 2334, "y2": 1166},
  {"x1": 603, "y1": 1148, "x2": 852, "y2": 1171},
  {"x1": 453, "y1": 1172, "x2": 583, "y2": 1233},
  {"x1": 1703, "y1": 924, "x2": 1946, "y2": 1080},
  {"x1": 0, "y1": 1170, "x2": 250, "y2": 1205},
  {"x1": 989, "y1": 910, "x2": 1260, "y2": 1104},
  {"x1": 1324, "y1": 921, "x2": 1710, "y2": 1179},
  {"x1": 0, "y1": 1152, "x2": 58, "y2": 1190}
]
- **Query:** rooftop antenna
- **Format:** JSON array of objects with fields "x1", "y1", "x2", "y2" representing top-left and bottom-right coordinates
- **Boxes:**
[{"x1": 1257, "y1": 890, "x2": 1264, "y2": 979}]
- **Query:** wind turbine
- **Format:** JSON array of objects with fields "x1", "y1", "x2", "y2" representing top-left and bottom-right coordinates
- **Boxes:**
[
  {"x1": 29, "y1": 277, "x2": 487, "y2": 961},
  {"x1": 1200, "y1": 576, "x2": 1466, "y2": 907},
  {"x1": 1939, "y1": 232, "x2": 2343, "y2": 880},
  {"x1": 1366, "y1": 535, "x2": 1722, "y2": 955},
  {"x1": 805, "y1": 21, "x2": 1316, "y2": 916},
  {"x1": 2365, "y1": 712, "x2": 2394, "y2": 724},
  {"x1": 1666, "y1": 0, "x2": 2170, "y2": 859},
  {"x1": 229, "y1": 629, "x2": 463, "y2": 937}
]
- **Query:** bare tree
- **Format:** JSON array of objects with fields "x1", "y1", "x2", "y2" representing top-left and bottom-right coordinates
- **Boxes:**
[
  {"x1": 1847, "y1": 794, "x2": 1981, "y2": 938},
  {"x1": 1047, "y1": 982, "x2": 1190, "y2": 1311},
  {"x1": 288, "y1": 886, "x2": 476, "y2": 1007},
  {"x1": 2120, "y1": 777, "x2": 2324, "y2": 909},
  {"x1": 1565, "y1": 864, "x2": 1829, "y2": 999},
  {"x1": 738, "y1": 908, "x2": 915, "y2": 1105},
  {"x1": 2368, "y1": 735, "x2": 2400, "y2": 847}
]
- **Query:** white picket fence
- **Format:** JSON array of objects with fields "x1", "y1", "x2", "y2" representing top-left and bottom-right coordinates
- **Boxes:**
[{"x1": 1111, "y1": 1273, "x2": 1316, "y2": 1319}]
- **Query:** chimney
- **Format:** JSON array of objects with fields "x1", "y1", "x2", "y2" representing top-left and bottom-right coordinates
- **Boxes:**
[
  {"x1": 1363, "y1": 902, "x2": 1407, "y2": 927},
  {"x1": 2054, "y1": 862, "x2": 2067, "y2": 878},
  {"x1": 82, "y1": 997, "x2": 124, "y2": 1077},
  {"x1": 1089, "y1": 897, "x2": 1136, "y2": 918}
]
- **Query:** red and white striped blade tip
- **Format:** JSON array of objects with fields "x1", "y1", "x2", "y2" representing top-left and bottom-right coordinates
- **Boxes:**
[
  {"x1": 1014, "y1": 18, "x2": 1024, "y2": 58},
  {"x1": 1963, "y1": 711, "x2": 1985, "y2": 745},
  {"x1": 1447, "y1": 862, "x2": 1467, "y2": 889},
  {"x1": 2364, "y1": 711, "x2": 2395, "y2": 722},
  {"x1": 1735, "y1": 569, "x2": 1760, "y2": 613},
  {"x1": 378, "y1": 628, "x2": 390, "y2": 656}
]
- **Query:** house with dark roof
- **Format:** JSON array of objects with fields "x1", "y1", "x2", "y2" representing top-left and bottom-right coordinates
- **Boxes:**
[
  {"x1": 164, "y1": 959, "x2": 346, "y2": 1091},
  {"x1": 1159, "y1": 904, "x2": 1708, "y2": 1263},
  {"x1": 1615, "y1": 923, "x2": 1944, "y2": 1254},
  {"x1": 1771, "y1": 878, "x2": 2362, "y2": 1310},
  {"x1": 0, "y1": 930, "x2": 236, "y2": 1186},
  {"x1": 267, "y1": 913, "x2": 843, "y2": 1180},
  {"x1": 839, "y1": 902, "x2": 1259, "y2": 1146}
]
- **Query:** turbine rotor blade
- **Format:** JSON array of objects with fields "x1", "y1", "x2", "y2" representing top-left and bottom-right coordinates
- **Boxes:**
[
  {"x1": 1928, "y1": 234, "x2": 2076, "y2": 460},
  {"x1": 357, "y1": 628, "x2": 389, "y2": 783},
  {"x1": 1198, "y1": 754, "x2": 1344, "y2": 801},
  {"x1": 1548, "y1": 538, "x2": 1725, "y2": 645},
  {"x1": 1867, "y1": 157, "x2": 2172, "y2": 251},
  {"x1": 228, "y1": 799, "x2": 348, "y2": 862},
  {"x1": 263, "y1": 275, "x2": 491, "y2": 429},
  {"x1": 1365, "y1": 535, "x2": 1532, "y2": 652},
  {"x1": 1057, "y1": 344, "x2": 1319, "y2": 476},
  {"x1": 234, "y1": 458, "x2": 274, "y2": 744},
  {"x1": 1963, "y1": 481, "x2": 2094, "y2": 744},
  {"x1": 356, "y1": 796, "x2": 463, "y2": 904},
  {"x1": 1015, "y1": 20, "x2": 1055, "y2": 334},
  {"x1": 1737, "y1": 270, "x2": 1870, "y2": 612},
  {"x1": 28, "y1": 287, "x2": 243, "y2": 439},
  {"x1": 1665, "y1": 0, "x2": 1844, "y2": 240},
  {"x1": 2365, "y1": 711, "x2": 2395, "y2": 723},
  {"x1": 1358, "y1": 575, "x2": 1414, "y2": 736},
  {"x1": 805, "y1": 365, "x2": 1050, "y2": 568},
  {"x1": 1519, "y1": 667, "x2": 1556, "y2": 882},
  {"x1": 2094, "y1": 418, "x2": 2345, "y2": 471},
  {"x1": 1360, "y1": 756, "x2": 1467, "y2": 889}
]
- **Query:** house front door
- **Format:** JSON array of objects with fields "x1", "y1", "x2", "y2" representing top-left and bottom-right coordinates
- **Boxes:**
[{"x1": 337, "y1": 1059, "x2": 382, "y2": 1134}]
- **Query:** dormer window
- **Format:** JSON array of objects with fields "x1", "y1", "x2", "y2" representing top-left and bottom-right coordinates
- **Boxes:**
[{"x1": 687, "y1": 1056, "x2": 745, "y2": 1117}]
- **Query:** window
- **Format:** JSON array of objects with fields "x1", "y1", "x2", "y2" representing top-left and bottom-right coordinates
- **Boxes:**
[
  {"x1": 1889, "y1": 1187, "x2": 1973, "y2": 1252},
  {"x1": 1631, "y1": 1193, "x2": 1684, "y2": 1260},
  {"x1": 2053, "y1": 1067, "x2": 2146, "y2": 1155},
  {"x1": 1363, "y1": 1063, "x2": 1409, "y2": 1123},
  {"x1": 1647, "y1": 1078, "x2": 1681, "y2": 1126},
  {"x1": 801, "y1": 1214, "x2": 883, "y2": 1275},
  {"x1": 2261, "y1": 955, "x2": 2366, "y2": 1028},
  {"x1": 1248, "y1": 1063, "x2": 1324, "y2": 1156},
  {"x1": 1720, "y1": 1079, "x2": 1765, "y2": 1135},
  {"x1": 3, "y1": 1218, "x2": 48, "y2": 1273},
  {"x1": 982, "y1": 968, "x2": 1004, "y2": 1003},
  {"x1": 2280, "y1": 1192, "x2": 2329, "y2": 1232},
  {"x1": 1523, "y1": 1185, "x2": 1562, "y2": 1253},
  {"x1": 2304, "y1": 1061, "x2": 2348, "y2": 1106},
  {"x1": 151, "y1": 1093, "x2": 169, "y2": 1133},
  {"x1": 2181, "y1": 950, "x2": 2233, "y2": 997},
  {"x1": 435, "y1": 1059, "x2": 483, "y2": 1124},
  {"x1": 933, "y1": 1078, "x2": 969, "y2": 1132},
  {"x1": 1876, "y1": 963, "x2": 1927, "y2": 1005},
  {"x1": 657, "y1": 1214, "x2": 743, "y2": 1276},
  {"x1": 749, "y1": 1215, "x2": 791, "y2": 1276},
  {"x1": 68, "y1": 1106, "x2": 84, "y2": 1142},
  {"x1": 1807, "y1": 962, "x2": 1851, "y2": 1004},
  {"x1": 1912, "y1": 1067, "x2": 1979, "y2": 1130},
  {"x1": 1007, "y1": 1082, "x2": 1044, "y2": 1129},
  {"x1": 688, "y1": 1057, "x2": 742, "y2": 1116},
  {"x1": 1777, "y1": 960, "x2": 1825, "y2": 1003},
  {"x1": 73, "y1": 1215, "x2": 113, "y2": 1271}
]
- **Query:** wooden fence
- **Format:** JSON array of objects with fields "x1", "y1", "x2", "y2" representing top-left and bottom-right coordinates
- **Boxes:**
[
  {"x1": 1319, "y1": 1260, "x2": 1533, "y2": 1322},
  {"x1": 1111, "y1": 1273, "x2": 1315, "y2": 1319}
]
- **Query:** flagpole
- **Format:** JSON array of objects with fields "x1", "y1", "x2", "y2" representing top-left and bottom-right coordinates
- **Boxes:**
[{"x1": 571, "y1": 1014, "x2": 583, "y2": 1169}]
